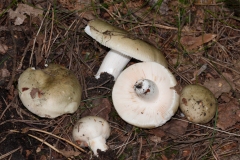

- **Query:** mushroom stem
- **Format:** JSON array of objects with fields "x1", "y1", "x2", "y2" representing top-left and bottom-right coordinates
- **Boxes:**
[
  {"x1": 134, "y1": 79, "x2": 159, "y2": 101},
  {"x1": 89, "y1": 136, "x2": 109, "y2": 156},
  {"x1": 95, "y1": 49, "x2": 131, "y2": 80}
]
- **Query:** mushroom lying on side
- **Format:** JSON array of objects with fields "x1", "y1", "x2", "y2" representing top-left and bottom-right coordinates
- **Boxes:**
[
  {"x1": 72, "y1": 116, "x2": 111, "y2": 156},
  {"x1": 85, "y1": 19, "x2": 168, "y2": 80},
  {"x1": 179, "y1": 84, "x2": 217, "y2": 124},
  {"x1": 112, "y1": 62, "x2": 179, "y2": 128},
  {"x1": 18, "y1": 64, "x2": 82, "y2": 118}
]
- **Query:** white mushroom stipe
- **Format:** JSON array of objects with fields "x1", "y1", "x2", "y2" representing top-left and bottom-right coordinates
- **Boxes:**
[
  {"x1": 134, "y1": 79, "x2": 159, "y2": 101},
  {"x1": 95, "y1": 49, "x2": 131, "y2": 79},
  {"x1": 84, "y1": 25, "x2": 91, "y2": 35}
]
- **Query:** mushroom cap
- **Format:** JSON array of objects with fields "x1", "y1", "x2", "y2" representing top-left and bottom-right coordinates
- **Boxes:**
[
  {"x1": 179, "y1": 84, "x2": 217, "y2": 124},
  {"x1": 112, "y1": 62, "x2": 179, "y2": 128},
  {"x1": 85, "y1": 19, "x2": 168, "y2": 67},
  {"x1": 72, "y1": 116, "x2": 111, "y2": 156},
  {"x1": 18, "y1": 64, "x2": 82, "y2": 118}
]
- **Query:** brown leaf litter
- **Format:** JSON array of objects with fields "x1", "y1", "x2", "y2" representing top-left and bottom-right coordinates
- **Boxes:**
[
  {"x1": 204, "y1": 73, "x2": 235, "y2": 98},
  {"x1": 180, "y1": 33, "x2": 216, "y2": 51},
  {"x1": 81, "y1": 98, "x2": 112, "y2": 121},
  {"x1": 148, "y1": 119, "x2": 188, "y2": 139},
  {"x1": 8, "y1": 4, "x2": 43, "y2": 25},
  {"x1": 217, "y1": 98, "x2": 240, "y2": 130},
  {"x1": 0, "y1": 43, "x2": 8, "y2": 54}
]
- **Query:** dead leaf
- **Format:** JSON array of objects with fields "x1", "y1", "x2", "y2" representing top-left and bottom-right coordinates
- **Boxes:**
[
  {"x1": 213, "y1": 142, "x2": 238, "y2": 154},
  {"x1": 149, "y1": 135, "x2": 162, "y2": 144},
  {"x1": 191, "y1": 64, "x2": 208, "y2": 81},
  {"x1": 182, "y1": 148, "x2": 191, "y2": 157},
  {"x1": 217, "y1": 99, "x2": 240, "y2": 130},
  {"x1": 35, "y1": 34, "x2": 45, "y2": 65},
  {"x1": 149, "y1": 119, "x2": 188, "y2": 139},
  {"x1": 58, "y1": 0, "x2": 95, "y2": 20},
  {"x1": 0, "y1": 68, "x2": 10, "y2": 78},
  {"x1": 180, "y1": 34, "x2": 216, "y2": 51},
  {"x1": 39, "y1": 155, "x2": 47, "y2": 160},
  {"x1": 58, "y1": 148, "x2": 81, "y2": 158},
  {"x1": 81, "y1": 98, "x2": 112, "y2": 120},
  {"x1": 0, "y1": 43, "x2": 8, "y2": 54},
  {"x1": 8, "y1": 4, "x2": 43, "y2": 25},
  {"x1": 194, "y1": 0, "x2": 215, "y2": 5},
  {"x1": 220, "y1": 93, "x2": 232, "y2": 102},
  {"x1": 204, "y1": 74, "x2": 235, "y2": 98}
]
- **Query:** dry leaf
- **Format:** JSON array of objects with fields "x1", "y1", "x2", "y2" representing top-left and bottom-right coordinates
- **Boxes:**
[
  {"x1": 217, "y1": 99, "x2": 240, "y2": 130},
  {"x1": 149, "y1": 135, "x2": 162, "y2": 143},
  {"x1": 194, "y1": 0, "x2": 215, "y2": 5},
  {"x1": 0, "y1": 43, "x2": 8, "y2": 54},
  {"x1": 149, "y1": 119, "x2": 188, "y2": 139},
  {"x1": 81, "y1": 98, "x2": 112, "y2": 120},
  {"x1": 8, "y1": 4, "x2": 43, "y2": 25},
  {"x1": 191, "y1": 64, "x2": 207, "y2": 81},
  {"x1": 182, "y1": 148, "x2": 191, "y2": 157},
  {"x1": 58, "y1": 149, "x2": 81, "y2": 158},
  {"x1": 58, "y1": 0, "x2": 95, "y2": 20},
  {"x1": 204, "y1": 75, "x2": 235, "y2": 98},
  {"x1": 0, "y1": 68, "x2": 10, "y2": 78},
  {"x1": 148, "y1": 0, "x2": 169, "y2": 15},
  {"x1": 180, "y1": 34, "x2": 216, "y2": 51},
  {"x1": 213, "y1": 142, "x2": 238, "y2": 154}
]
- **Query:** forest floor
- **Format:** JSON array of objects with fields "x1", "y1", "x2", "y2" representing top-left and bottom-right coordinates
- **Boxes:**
[{"x1": 0, "y1": 0, "x2": 240, "y2": 159}]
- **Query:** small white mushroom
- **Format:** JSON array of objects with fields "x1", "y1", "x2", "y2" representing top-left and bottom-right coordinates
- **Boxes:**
[
  {"x1": 179, "y1": 84, "x2": 217, "y2": 124},
  {"x1": 72, "y1": 116, "x2": 111, "y2": 156},
  {"x1": 84, "y1": 19, "x2": 168, "y2": 80},
  {"x1": 18, "y1": 64, "x2": 82, "y2": 118},
  {"x1": 112, "y1": 62, "x2": 179, "y2": 128}
]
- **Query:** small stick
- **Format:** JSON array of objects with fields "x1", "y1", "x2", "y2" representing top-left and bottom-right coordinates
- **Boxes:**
[
  {"x1": 0, "y1": 146, "x2": 21, "y2": 159},
  {"x1": 9, "y1": 128, "x2": 86, "y2": 153}
]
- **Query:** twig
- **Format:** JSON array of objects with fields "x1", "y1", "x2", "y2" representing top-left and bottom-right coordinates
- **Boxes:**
[
  {"x1": 0, "y1": 95, "x2": 18, "y2": 120},
  {"x1": 173, "y1": 118, "x2": 240, "y2": 137},
  {"x1": 6, "y1": 18, "x2": 17, "y2": 90},
  {"x1": 27, "y1": 133, "x2": 72, "y2": 159},
  {"x1": 137, "y1": 137, "x2": 142, "y2": 160},
  {"x1": 0, "y1": 146, "x2": 21, "y2": 160},
  {"x1": 30, "y1": 4, "x2": 51, "y2": 66},
  {"x1": 17, "y1": 40, "x2": 32, "y2": 70},
  {"x1": 128, "y1": 23, "x2": 178, "y2": 31},
  {"x1": 28, "y1": 128, "x2": 86, "y2": 153}
]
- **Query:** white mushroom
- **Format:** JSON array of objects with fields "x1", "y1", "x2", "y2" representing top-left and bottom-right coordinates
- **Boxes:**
[
  {"x1": 18, "y1": 64, "x2": 82, "y2": 118},
  {"x1": 112, "y1": 62, "x2": 179, "y2": 128},
  {"x1": 72, "y1": 116, "x2": 111, "y2": 156},
  {"x1": 84, "y1": 19, "x2": 168, "y2": 80},
  {"x1": 179, "y1": 84, "x2": 217, "y2": 124}
]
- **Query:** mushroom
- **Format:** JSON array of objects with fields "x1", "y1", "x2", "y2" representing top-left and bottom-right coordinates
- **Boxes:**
[
  {"x1": 179, "y1": 84, "x2": 217, "y2": 124},
  {"x1": 18, "y1": 64, "x2": 82, "y2": 118},
  {"x1": 112, "y1": 62, "x2": 179, "y2": 128},
  {"x1": 72, "y1": 116, "x2": 111, "y2": 156},
  {"x1": 84, "y1": 19, "x2": 168, "y2": 80}
]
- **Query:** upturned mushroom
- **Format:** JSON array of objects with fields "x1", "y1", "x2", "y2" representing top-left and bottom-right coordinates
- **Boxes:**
[
  {"x1": 18, "y1": 64, "x2": 82, "y2": 118},
  {"x1": 72, "y1": 116, "x2": 111, "y2": 156},
  {"x1": 112, "y1": 62, "x2": 179, "y2": 128},
  {"x1": 179, "y1": 84, "x2": 217, "y2": 124},
  {"x1": 84, "y1": 19, "x2": 167, "y2": 80}
]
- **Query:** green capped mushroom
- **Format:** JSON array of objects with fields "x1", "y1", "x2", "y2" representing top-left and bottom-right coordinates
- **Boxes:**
[
  {"x1": 18, "y1": 64, "x2": 82, "y2": 118},
  {"x1": 179, "y1": 84, "x2": 217, "y2": 124}
]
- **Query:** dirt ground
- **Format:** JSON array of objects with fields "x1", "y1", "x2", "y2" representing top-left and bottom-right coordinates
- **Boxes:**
[{"x1": 0, "y1": 0, "x2": 240, "y2": 159}]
